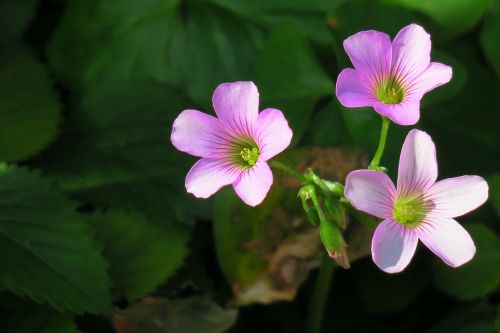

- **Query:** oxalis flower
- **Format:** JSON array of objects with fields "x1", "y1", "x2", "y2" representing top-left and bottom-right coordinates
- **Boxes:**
[
  {"x1": 345, "y1": 129, "x2": 488, "y2": 273},
  {"x1": 171, "y1": 81, "x2": 293, "y2": 206},
  {"x1": 336, "y1": 23, "x2": 452, "y2": 125}
]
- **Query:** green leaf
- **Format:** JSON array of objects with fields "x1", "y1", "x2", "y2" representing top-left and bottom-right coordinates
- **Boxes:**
[
  {"x1": 0, "y1": 301, "x2": 81, "y2": 333},
  {"x1": 382, "y1": 0, "x2": 490, "y2": 33},
  {"x1": 88, "y1": 210, "x2": 189, "y2": 301},
  {"x1": 0, "y1": 164, "x2": 112, "y2": 314},
  {"x1": 432, "y1": 224, "x2": 500, "y2": 300},
  {"x1": 355, "y1": 261, "x2": 428, "y2": 315},
  {"x1": 426, "y1": 306, "x2": 497, "y2": 333},
  {"x1": 301, "y1": 100, "x2": 351, "y2": 147},
  {"x1": 34, "y1": 81, "x2": 205, "y2": 224},
  {"x1": 254, "y1": 24, "x2": 334, "y2": 143},
  {"x1": 489, "y1": 174, "x2": 500, "y2": 218},
  {"x1": 0, "y1": 49, "x2": 61, "y2": 162},
  {"x1": 113, "y1": 296, "x2": 237, "y2": 333},
  {"x1": 47, "y1": 0, "x2": 265, "y2": 105},
  {"x1": 481, "y1": 0, "x2": 500, "y2": 79},
  {"x1": 0, "y1": 0, "x2": 38, "y2": 38}
]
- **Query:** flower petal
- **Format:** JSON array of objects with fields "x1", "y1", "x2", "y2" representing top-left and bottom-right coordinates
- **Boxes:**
[
  {"x1": 417, "y1": 217, "x2": 476, "y2": 267},
  {"x1": 427, "y1": 175, "x2": 489, "y2": 218},
  {"x1": 391, "y1": 24, "x2": 431, "y2": 83},
  {"x1": 372, "y1": 218, "x2": 418, "y2": 273},
  {"x1": 233, "y1": 161, "x2": 273, "y2": 207},
  {"x1": 255, "y1": 108, "x2": 293, "y2": 160},
  {"x1": 336, "y1": 68, "x2": 377, "y2": 107},
  {"x1": 186, "y1": 158, "x2": 240, "y2": 199},
  {"x1": 397, "y1": 129, "x2": 437, "y2": 196},
  {"x1": 408, "y1": 62, "x2": 452, "y2": 97},
  {"x1": 212, "y1": 81, "x2": 259, "y2": 136},
  {"x1": 345, "y1": 170, "x2": 396, "y2": 219},
  {"x1": 171, "y1": 109, "x2": 227, "y2": 158},
  {"x1": 373, "y1": 99, "x2": 421, "y2": 126},
  {"x1": 343, "y1": 30, "x2": 392, "y2": 84}
]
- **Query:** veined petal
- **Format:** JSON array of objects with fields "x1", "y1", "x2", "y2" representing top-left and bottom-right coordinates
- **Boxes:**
[
  {"x1": 372, "y1": 218, "x2": 418, "y2": 273},
  {"x1": 417, "y1": 217, "x2": 476, "y2": 267},
  {"x1": 186, "y1": 158, "x2": 241, "y2": 199},
  {"x1": 408, "y1": 62, "x2": 452, "y2": 97},
  {"x1": 391, "y1": 24, "x2": 431, "y2": 84},
  {"x1": 212, "y1": 81, "x2": 259, "y2": 137},
  {"x1": 397, "y1": 129, "x2": 437, "y2": 196},
  {"x1": 255, "y1": 108, "x2": 293, "y2": 160},
  {"x1": 373, "y1": 99, "x2": 420, "y2": 126},
  {"x1": 345, "y1": 170, "x2": 396, "y2": 219},
  {"x1": 336, "y1": 68, "x2": 377, "y2": 107},
  {"x1": 427, "y1": 176, "x2": 489, "y2": 218},
  {"x1": 343, "y1": 30, "x2": 392, "y2": 84},
  {"x1": 233, "y1": 161, "x2": 273, "y2": 207},
  {"x1": 171, "y1": 109, "x2": 228, "y2": 158}
]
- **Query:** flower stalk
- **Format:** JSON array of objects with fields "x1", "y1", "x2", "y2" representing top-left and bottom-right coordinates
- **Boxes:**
[{"x1": 369, "y1": 116, "x2": 390, "y2": 169}]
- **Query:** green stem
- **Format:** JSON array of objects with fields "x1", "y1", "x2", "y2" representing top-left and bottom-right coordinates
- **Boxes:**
[
  {"x1": 269, "y1": 160, "x2": 305, "y2": 182},
  {"x1": 369, "y1": 116, "x2": 390, "y2": 168},
  {"x1": 305, "y1": 254, "x2": 335, "y2": 333}
]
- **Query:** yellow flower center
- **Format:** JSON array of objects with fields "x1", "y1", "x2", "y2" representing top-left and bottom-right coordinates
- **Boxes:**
[
  {"x1": 376, "y1": 77, "x2": 405, "y2": 104},
  {"x1": 240, "y1": 147, "x2": 259, "y2": 166},
  {"x1": 393, "y1": 196, "x2": 427, "y2": 227}
]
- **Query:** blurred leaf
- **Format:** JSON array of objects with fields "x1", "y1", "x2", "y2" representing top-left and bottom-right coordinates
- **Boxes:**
[
  {"x1": 481, "y1": 0, "x2": 500, "y2": 78},
  {"x1": 301, "y1": 100, "x2": 350, "y2": 147},
  {"x1": 254, "y1": 24, "x2": 334, "y2": 143},
  {"x1": 47, "y1": 0, "x2": 265, "y2": 105},
  {"x1": 209, "y1": 0, "x2": 338, "y2": 44},
  {"x1": 426, "y1": 306, "x2": 497, "y2": 333},
  {"x1": 0, "y1": 48, "x2": 60, "y2": 162},
  {"x1": 422, "y1": 56, "x2": 500, "y2": 176},
  {"x1": 1, "y1": 301, "x2": 80, "y2": 333},
  {"x1": 113, "y1": 297, "x2": 237, "y2": 333},
  {"x1": 490, "y1": 174, "x2": 500, "y2": 218},
  {"x1": 495, "y1": 306, "x2": 500, "y2": 333},
  {"x1": 34, "y1": 81, "x2": 205, "y2": 225},
  {"x1": 0, "y1": 164, "x2": 111, "y2": 314},
  {"x1": 0, "y1": 0, "x2": 38, "y2": 38},
  {"x1": 432, "y1": 224, "x2": 500, "y2": 300},
  {"x1": 89, "y1": 210, "x2": 189, "y2": 302},
  {"x1": 355, "y1": 261, "x2": 428, "y2": 315},
  {"x1": 382, "y1": 0, "x2": 490, "y2": 33}
]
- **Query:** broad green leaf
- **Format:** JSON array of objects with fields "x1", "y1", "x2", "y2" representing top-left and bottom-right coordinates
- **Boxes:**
[
  {"x1": 0, "y1": 49, "x2": 61, "y2": 162},
  {"x1": 382, "y1": 0, "x2": 490, "y2": 33},
  {"x1": 0, "y1": 300, "x2": 81, "y2": 333},
  {"x1": 0, "y1": 0, "x2": 38, "y2": 38},
  {"x1": 254, "y1": 24, "x2": 334, "y2": 143},
  {"x1": 426, "y1": 307, "x2": 497, "y2": 333},
  {"x1": 47, "y1": 0, "x2": 265, "y2": 105},
  {"x1": 0, "y1": 164, "x2": 111, "y2": 314},
  {"x1": 432, "y1": 224, "x2": 500, "y2": 300},
  {"x1": 301, "y1": 100, "x2": 350, "y2": 147},
  {"x1": 113, "y1": 297, "x2": 237, "y2": 333},
  {"x1": 89, "y1": 210, "x2": 189, "y2": 301},
  {"x1": 481, "y1": 0, "x2": 500, "y2": 79},
  {"x1": 34, "y1": 81, "x2": 205, "y2": 225},
  {"x1": 355, "y1": 261, "x2": 428, "y2": 314},
  {"x1": 490, "y1": 174, "x2": 500, "y2": 218}
]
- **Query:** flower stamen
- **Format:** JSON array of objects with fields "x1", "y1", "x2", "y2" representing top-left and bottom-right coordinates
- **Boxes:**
[{"x1": 393, "y1": 196, "x2": 427, "y2": 228}]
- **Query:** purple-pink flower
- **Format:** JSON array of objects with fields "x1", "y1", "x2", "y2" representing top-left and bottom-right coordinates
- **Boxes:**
[
  {"x1": 336, "y1": 24, "x2": 452, "y2": 126},
  {"x1": 345, "y1": 129, "x2": 488, "y2": 273},
  {"x1": 171, "y1": 81, "x2": 293, "y2": 206}
]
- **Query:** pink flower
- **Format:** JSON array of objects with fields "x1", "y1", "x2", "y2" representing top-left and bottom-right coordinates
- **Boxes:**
[
  {"x1": 345, "y1": 129, "x2": 488, "y2": 273},
  {"x1": 336, "y1": 24, "x2": 452, "y2": 126},
  {"x1": 171, "y1": 81, "x2": 293, "y2": 206}
]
